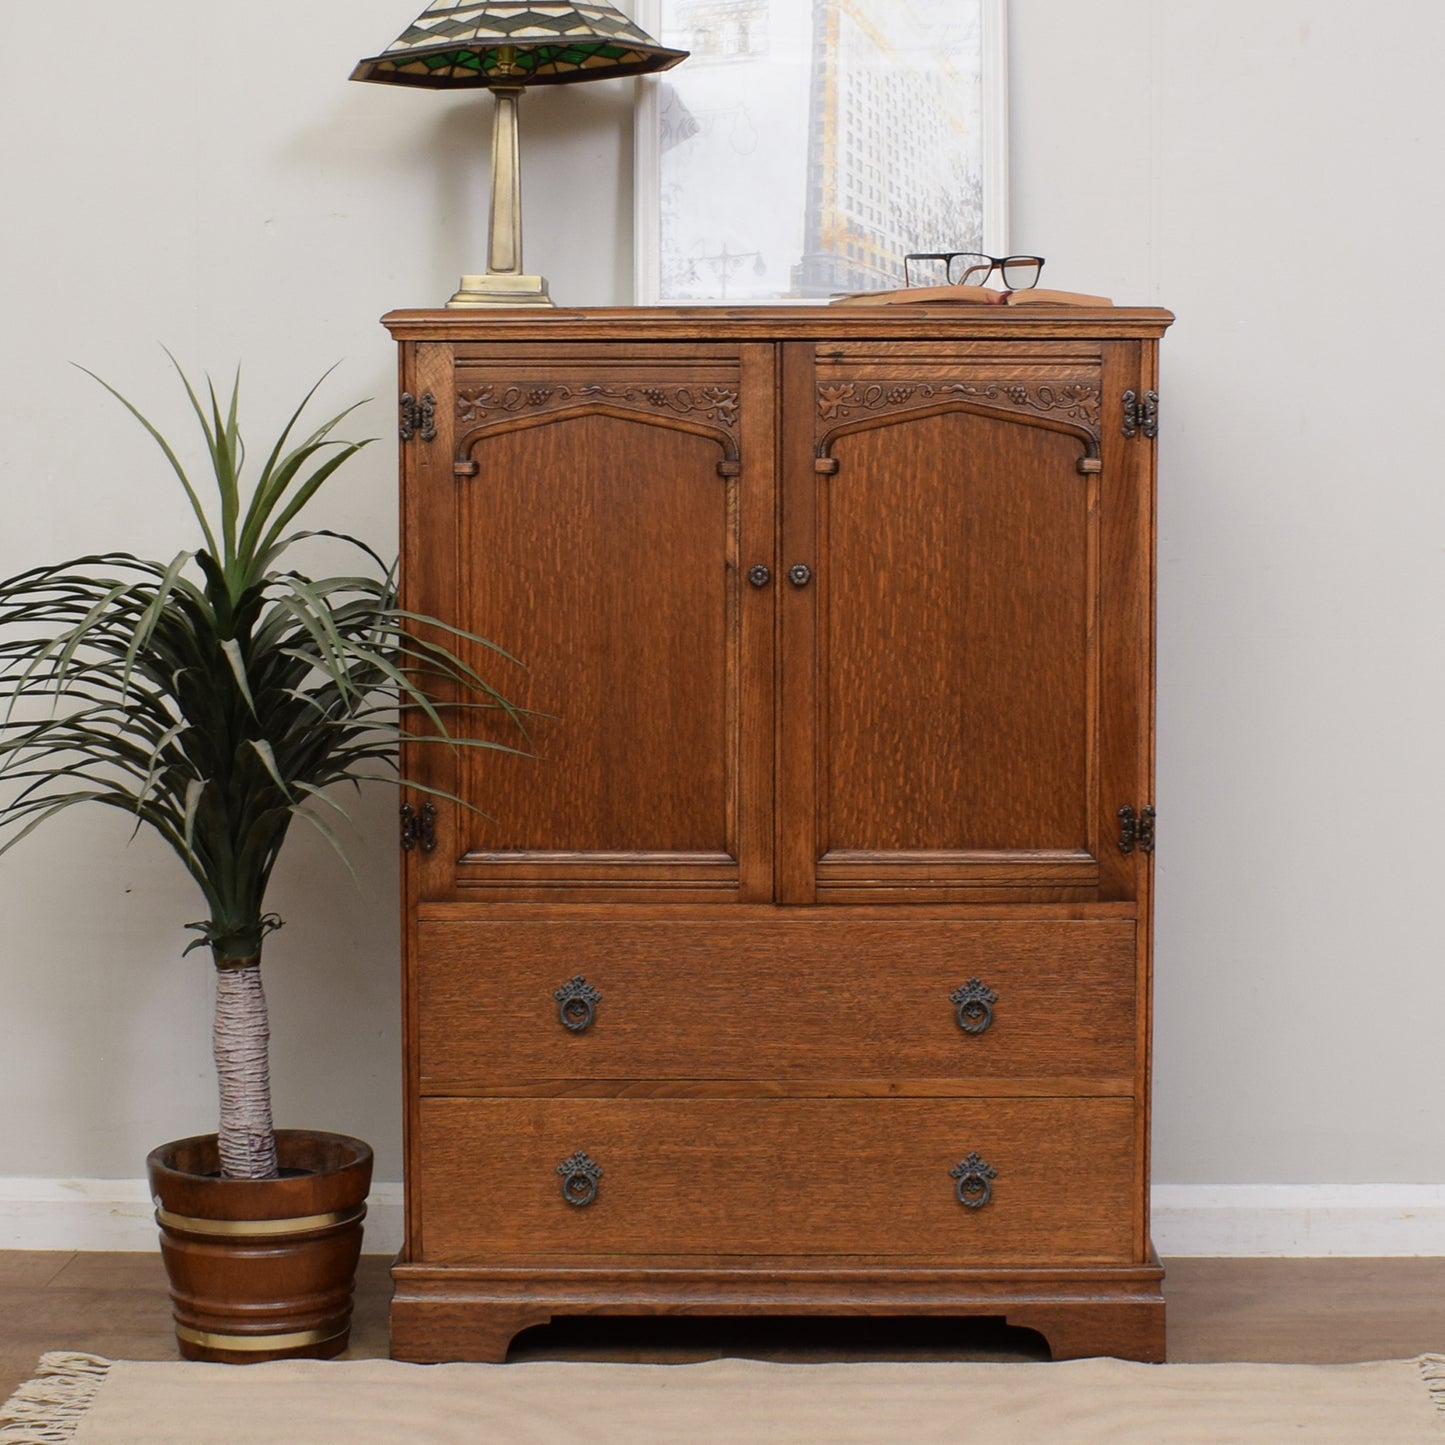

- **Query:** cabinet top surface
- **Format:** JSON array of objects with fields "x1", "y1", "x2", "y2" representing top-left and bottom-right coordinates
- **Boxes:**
[{"x1": 381, "y1": 304, "x2": 1173, "y2": 342}]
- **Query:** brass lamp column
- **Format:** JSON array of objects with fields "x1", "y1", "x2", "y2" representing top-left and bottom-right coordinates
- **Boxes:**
[
  {"x1": 458, "y1": 82, "x2": 545, "y2": 307},
  {"x1": 352, "y1": 3, "x2": 688, "y2": 309}
]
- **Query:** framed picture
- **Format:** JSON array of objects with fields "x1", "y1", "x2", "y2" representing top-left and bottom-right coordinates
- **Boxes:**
[{"x1": 633, "y1": 0, "x2": 1007, "y2": 304}]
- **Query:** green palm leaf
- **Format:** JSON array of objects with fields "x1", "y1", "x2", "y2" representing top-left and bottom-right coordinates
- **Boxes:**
[{"x1": 0, "y1": 361, "x2": 526, "y2": 957}]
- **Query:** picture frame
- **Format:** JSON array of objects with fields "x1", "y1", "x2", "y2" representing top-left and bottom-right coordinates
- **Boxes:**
[{"x1": 632, "y1": 0, "x2": 1008, "y2": 305}]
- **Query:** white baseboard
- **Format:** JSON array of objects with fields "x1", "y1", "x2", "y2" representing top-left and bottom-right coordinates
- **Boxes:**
[
  {"x1": 1151, "y1": 1185, "x2": 1445, "y2": 1257},
  {"x1": 0, "y1": 1178, "x2": 405, "y2": 1255},
  {"x1": 2, "y1": 1180, "x2": 1444, "y2": 1257}
]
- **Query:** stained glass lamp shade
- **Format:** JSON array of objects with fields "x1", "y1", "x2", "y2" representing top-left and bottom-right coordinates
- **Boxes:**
[{"x1": 353, "y1": 4, "x2": 687, "y2": 307}]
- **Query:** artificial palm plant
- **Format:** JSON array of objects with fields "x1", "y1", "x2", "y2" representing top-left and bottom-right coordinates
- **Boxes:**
[{"x1": 0, "y1": 362, "x2": 521, "y2": 1180}]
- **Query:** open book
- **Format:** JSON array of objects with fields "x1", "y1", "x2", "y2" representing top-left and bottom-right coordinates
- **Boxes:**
[{"x1": 830, "y1": 283, "x2": 1113, "y2": 307}]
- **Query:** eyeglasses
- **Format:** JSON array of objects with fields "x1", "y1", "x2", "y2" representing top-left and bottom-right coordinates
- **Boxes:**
[{"x1": 903, "y1": 252, "x2": 1045, "y2": 290}]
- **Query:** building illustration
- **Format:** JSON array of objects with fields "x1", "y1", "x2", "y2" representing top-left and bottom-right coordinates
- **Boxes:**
[{"x1": 658, "y1": 0, "x2": 984, "y2": 301}]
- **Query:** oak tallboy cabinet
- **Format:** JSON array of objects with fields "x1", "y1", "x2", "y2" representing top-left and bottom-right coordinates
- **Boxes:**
[{"x1": 385, "y1": 305, "x2": 1173, "y2": 1363}]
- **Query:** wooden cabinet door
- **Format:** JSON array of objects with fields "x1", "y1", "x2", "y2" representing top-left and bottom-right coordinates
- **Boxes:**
[
  {"x1": 400, "y1": 341, "x2": 776, "y2": 904},
  {"x1": 778, "y1": 339, "x2": 1154, "y2": 904}
]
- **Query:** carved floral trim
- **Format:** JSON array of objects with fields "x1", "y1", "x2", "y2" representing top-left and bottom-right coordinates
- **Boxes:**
[
  {"x1": 816, "y1": 379, "x2": 1101, "y2": 436},
  {"x1": 457, "y1": 382, "x2": 740, "y2": 432}
]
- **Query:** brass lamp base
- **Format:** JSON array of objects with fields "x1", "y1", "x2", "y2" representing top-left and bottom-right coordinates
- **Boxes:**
[{"x1": 447, "y1": 271, "x2": 555, "y2": 309}]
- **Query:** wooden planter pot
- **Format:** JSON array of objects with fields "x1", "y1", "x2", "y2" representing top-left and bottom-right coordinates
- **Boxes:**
[{"x1": 147, "y1": 1129, "x2": 373, "y2": 1364}]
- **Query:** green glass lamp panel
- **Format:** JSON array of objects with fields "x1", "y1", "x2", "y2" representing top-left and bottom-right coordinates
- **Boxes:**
[
  {"x1": 401, "y1": 40, "x2": 642, "y2": 73},
  {"x1": 422, "y1": 50, "x2": 481, "y2": 70},
  {"x1": 536, "y1": 42, "x2": 628, "y2": 66}
]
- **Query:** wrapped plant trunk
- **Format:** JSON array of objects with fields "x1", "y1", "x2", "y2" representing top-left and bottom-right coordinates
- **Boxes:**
[
  {"x1": 0, "y1": 360, "x2": 525, "y2": 1180},
  {"x1": 213, "y1": 960, "x2": 278, "y2": 1180}
]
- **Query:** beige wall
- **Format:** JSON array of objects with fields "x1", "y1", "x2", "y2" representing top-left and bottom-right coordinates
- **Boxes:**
[
  {"x1": 1008, "y1": 0, "x2": 1445, "y2": 1185},
  {"x1": 1, "y1": 1, "x2": 1441, "y2": 1192}
]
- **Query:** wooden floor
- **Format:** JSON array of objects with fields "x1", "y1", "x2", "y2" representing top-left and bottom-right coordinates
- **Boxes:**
[{"x1": 3, "y1": 1253, "x2": 1443, "y2": 1400}]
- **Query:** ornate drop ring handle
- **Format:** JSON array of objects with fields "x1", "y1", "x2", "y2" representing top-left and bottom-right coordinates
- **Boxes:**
[
  {"x1": 950, "y1": 1152, "x2": 998, "y2": 1209},
  {"x1": 554, "y1": 975, "x2": 600, "y2": 1033},
  {"x1": 950, "y1": 978, "x2": 998, "y2": 1035},
  {"x1": 556, "y1": 1151, "x2": 603, "y2": 1208}
]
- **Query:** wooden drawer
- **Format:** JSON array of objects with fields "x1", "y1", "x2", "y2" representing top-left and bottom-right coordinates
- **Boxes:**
[
  {"x1": 416, "y1": 1096, "x2": 1137, "y2": 1262},
  {"x1": 415, "y1": 915, "x2": 1136, "y2": 1091}
]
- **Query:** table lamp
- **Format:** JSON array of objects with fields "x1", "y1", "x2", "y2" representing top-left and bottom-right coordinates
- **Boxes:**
[{"x1": 352, "y1": 3, "x2": 687, "y2": 308}]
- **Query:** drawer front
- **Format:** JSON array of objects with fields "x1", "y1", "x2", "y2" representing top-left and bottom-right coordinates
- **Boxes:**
[
  {"x1": 417, "y1": 1096, "x2": 1136, "y2": 1262},
  {"x1": 416, "y1": 916, "x2": 1136, "y2": 1089}
]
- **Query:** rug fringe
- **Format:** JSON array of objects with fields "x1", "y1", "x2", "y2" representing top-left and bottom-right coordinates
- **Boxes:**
[
  {"x1": 1419, "y1": 1354, "x2": 1445, "y2": 1419},
  {"x1": 0, "y1": 1353, "x2": 111, "y2": 1443}
]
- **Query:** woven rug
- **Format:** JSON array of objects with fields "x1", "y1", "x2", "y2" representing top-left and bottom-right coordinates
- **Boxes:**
[{"x1": 3, "y1": 1352, "x2": 1443, "y2": 1444}]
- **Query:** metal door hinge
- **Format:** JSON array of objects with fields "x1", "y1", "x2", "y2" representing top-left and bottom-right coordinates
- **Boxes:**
[
  {"x1": 400, "y1": 801, "x2": 437, "y2": 853},
  {"x1": 399, "y1": 391, "x2": 437, "y2": 443},
  {"x1": 1121, "y1": 389, "x2": 1159, "y2": 439},
  {"x1": 1117, "y1": 804, "x2": 1156, "y2": 855}
]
